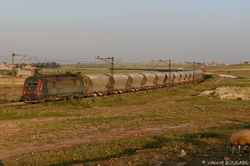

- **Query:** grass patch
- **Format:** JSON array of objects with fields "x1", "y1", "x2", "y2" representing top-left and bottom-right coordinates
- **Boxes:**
[
  {"x1": 43, "y1": 99, "x2": 92, "y2": 109},
  {"x1": 0, "y1": 108, "x2": 40, "y2": 120}
]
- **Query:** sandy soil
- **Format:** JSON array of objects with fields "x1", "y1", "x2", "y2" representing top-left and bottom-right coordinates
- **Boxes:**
[{"x1": 200, "y1": 86, "x2": 250, "y2": 100}]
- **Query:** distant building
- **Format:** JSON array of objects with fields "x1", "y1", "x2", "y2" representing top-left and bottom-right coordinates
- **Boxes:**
[
  {"x1": 23, "y1": 65, "x2": 36, "y2": 71},
  {"x1": 0, "y1": 63, "x2": 8, "y2": 70},
  {"x1": 212, "y1": 62, "x2": 218, "y2": 65},
  {"x1": 7, "y1": 64, "x2": 13, "y2": 68},
  {"x1": 17, "y1": 69, "x2": 32, "y2": 76}
]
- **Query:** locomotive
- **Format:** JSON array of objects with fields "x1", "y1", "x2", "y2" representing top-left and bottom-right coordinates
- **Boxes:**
[
  {"x1": 22, "y1": 70, "x2": 203, "y2": 103},
  {"x1": 22, "y1": 75, "x2": 85, "y2": 103}
]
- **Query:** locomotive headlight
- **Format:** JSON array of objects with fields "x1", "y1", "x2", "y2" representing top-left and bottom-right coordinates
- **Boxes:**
[{"x1": 22, "y1": 89, "x2": 27, "y2": 94}]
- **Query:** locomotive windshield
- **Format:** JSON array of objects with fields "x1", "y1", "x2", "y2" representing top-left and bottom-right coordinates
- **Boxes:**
[
  {"x1": 24, "y1": 77, "x2": 41, "y2": 87},
  {"x1": 26, "y1": 82, "x2": 38, "y2": 86}
]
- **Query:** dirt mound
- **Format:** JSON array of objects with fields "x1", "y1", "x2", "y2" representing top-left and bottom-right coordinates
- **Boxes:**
[{"x1": 200, "y1": 87, "x2": 250, "y2": 100}]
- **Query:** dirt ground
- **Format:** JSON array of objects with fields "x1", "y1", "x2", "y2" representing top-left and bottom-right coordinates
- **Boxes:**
[{"x1": 0, "y1": 115, "x2": 245, "y2": 160}]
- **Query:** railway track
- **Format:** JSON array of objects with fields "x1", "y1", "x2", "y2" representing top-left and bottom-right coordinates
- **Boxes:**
[{"x1": 0, "y1": 102, "x2": 33, "y2": 108}]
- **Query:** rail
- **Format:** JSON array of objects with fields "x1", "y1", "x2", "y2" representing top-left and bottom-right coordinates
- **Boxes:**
[{"x1": 0, "y1": 102, "x2": 33, "y2": 108}]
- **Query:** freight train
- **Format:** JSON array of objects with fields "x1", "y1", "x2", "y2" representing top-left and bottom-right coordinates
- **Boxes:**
[{"x1": 22, "y1": 70, "x2": 203, "y2": 103}]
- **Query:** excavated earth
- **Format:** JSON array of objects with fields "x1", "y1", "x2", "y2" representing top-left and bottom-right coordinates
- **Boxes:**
[{"x1": 200, "y1": 86, "x2": 250, "y2": 100}]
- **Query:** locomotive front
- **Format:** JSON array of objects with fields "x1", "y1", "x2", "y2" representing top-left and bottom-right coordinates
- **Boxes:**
[{"x1": 22, "y1": 76, "x2": 44, "y2": 102}]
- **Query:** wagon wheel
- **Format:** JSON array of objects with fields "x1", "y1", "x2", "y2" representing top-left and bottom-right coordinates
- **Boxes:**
[
  {"x1": 38, "y1": 98, "x2": 45, "y2": 103},
  {"x1": 67, "y1": 96, "x2": 74, "y2": 100}
]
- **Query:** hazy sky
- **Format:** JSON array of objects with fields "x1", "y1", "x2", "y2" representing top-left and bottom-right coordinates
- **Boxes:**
[{"x1": 1, "y1": 0, "x2": 249, "y2": 64}]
